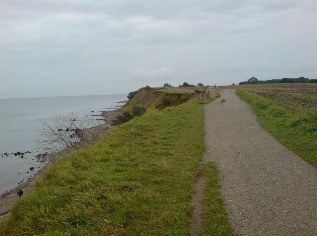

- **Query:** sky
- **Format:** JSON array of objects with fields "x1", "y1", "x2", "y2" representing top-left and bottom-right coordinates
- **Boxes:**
[{"x1": 0, "y1": 0, "x2": 316, "y2": 98}]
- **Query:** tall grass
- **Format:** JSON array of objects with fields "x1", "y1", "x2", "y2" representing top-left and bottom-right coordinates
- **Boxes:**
[
  {"x1": 1, "y1": 100, "x2": 205, "y2": 235},
  {"x1": 236, "y1": 88, "x2": 317, "y2": 168}
]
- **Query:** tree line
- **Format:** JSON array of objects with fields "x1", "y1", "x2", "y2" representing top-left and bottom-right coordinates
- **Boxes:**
[{"x1": 239, "y1": 77, "x2": 317, "y2": 85}]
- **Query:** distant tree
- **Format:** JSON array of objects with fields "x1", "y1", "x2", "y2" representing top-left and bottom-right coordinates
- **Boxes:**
[
  {"x1": 247, "y1": 77, "x2": 259, "y2": 84},
  {"x1": 232, "y1": 83, "x2": 235, "y2": 86},
  {"x1": 239, "y1": 76, "x2": 314, "y2": 85},
  {"x1": 127, "y1": 90, "x2": 138, "y2": 100},
  {"x1": 197, "y1": 83, "x2": 204, "y2": 87},
  {"x1": 179, "y1": 82, "x2": 195, "y2": 87},
  {"x1": 163, "y1": 83, "x2": 172, "y2": 88}
]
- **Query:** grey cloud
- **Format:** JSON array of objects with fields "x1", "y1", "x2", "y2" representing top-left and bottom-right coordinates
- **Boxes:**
[
  {"x1": 0, "y1": 0, "x2": 316, "y2": 98},
  {"x1": 133, "y1": 67, "x2": 173, "y2": 82}
]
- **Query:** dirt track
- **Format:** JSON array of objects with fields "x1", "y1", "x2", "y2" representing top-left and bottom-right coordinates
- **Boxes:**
[{"x1": 203, "y1": 89, "x2": 317, "y2": 235}]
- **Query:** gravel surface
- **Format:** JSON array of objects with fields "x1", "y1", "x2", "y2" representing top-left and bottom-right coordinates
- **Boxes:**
[{"x1": 204, "y1": 89, "x2": 317, "y2": 235}]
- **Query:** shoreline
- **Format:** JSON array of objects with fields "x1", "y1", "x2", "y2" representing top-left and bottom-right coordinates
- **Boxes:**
[{"x1": 0, "y1": 108, "x2": 122, "y2": 221}]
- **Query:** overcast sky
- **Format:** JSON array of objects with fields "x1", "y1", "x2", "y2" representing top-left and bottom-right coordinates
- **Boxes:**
[{"x1": 1, "y1": 0, "x2": 316, "y2": 98}]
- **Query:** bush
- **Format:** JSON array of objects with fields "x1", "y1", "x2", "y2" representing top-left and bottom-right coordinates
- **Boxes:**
[
  {"x1": 127, "y1": 90, "x2": 138, "y2": 100},
  {"x1": 111, "y1": 112, "x2": 134, "y2": 125},
  {"x1": 132, "y1": 106, "x2": 146, "y2": 116},
  {"x1": 112, "y1": 107, "x2": 146, "y2": 125},
  {"x1": 160, "y1": 96, "x2": 172, "y2": 107}
]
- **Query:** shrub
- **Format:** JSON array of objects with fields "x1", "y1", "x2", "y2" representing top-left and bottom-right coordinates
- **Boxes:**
[
  {"x1": 111, "y1": 112, "x2": 134, "y2": 125},
  {"x1": 160, "y1": 96, "x2": 172, "y2": 107},
  {"x1": 132, "y1": 106, "x2": 146, "y2": 116},
  {"x1": 127, "y1": 90, "x2": 138, "y2": 100}
]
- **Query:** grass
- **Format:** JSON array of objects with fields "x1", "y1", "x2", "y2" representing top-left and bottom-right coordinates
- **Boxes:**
[
  {"x1": 1, "y1": 99, "x2": 206, "y2": 235},
  {"x1": 236, "y1": 86, "x2": 317, "y2": 168},
  {"x1": 157, "y1": 87, "x2": 195, "y2": 94},
  {"x1": 123, "y1": 88, "x2": 193, "y2": 112},
  {"x1": 157, "y1": 86, "x2": 209, "y2": 95},
  {"x1": 201, "y1": 162, "x2": 232, "y2": 236},
  {"x1": 220, "y1": 99, "x2": 226, "y2": 104}
]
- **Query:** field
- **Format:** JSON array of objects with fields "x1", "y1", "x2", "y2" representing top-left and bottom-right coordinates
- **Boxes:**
[
  {"x1": 236, "y1": 83, "x2": 317, "y2": 168},
  {"x1": 239, "y1": 83, "x2": 317, "y2": 113}
]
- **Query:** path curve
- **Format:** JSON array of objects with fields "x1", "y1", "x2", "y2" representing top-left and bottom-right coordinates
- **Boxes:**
[{"x1": 204, "y1": 89, "x2": 317, "y2": 235}]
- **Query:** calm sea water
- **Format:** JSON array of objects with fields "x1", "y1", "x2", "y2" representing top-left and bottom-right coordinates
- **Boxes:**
[{"x1": 0, "y1": 94, "x2": 126, "y2": 195}]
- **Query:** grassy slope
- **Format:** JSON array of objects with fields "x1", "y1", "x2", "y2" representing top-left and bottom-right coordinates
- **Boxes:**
[
  {"x1": 123, "y1": 86, "x2": 212, "y2": 112},
  {"x1": 201, "y1": 163, "x2": 232, "y2": 236},
  {"x1": 2, "y1": 100, "x2": 205, "y2": 235},
  {"x1": 123, "y1": 88, "x2": 193, "y2": 112},
  {"x1": 236, "y1": 88, "x2": 317, "y2": 168}
]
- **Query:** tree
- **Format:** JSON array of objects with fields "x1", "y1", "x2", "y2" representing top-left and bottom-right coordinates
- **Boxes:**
[
  {"x1": 163, "y1": 83, "x2": 172, "y2": 88},
  {"x1": 127, "y1": 90, "x2": 138, "y2": 100},
  {"x1": 179, "y1": 82, "x2": 195, "y2": 87},
  {"x1": 197, "y1": 83, "x2": 204, "y2": 87},
  {"x1": 247, "y1": 77, "x2": 259, "y2": 84}
]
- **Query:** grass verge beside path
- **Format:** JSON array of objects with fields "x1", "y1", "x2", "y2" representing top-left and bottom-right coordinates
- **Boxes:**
[
  {"x1": 236, "y1": 88, "x2": 317, "y2": 168},
  {"x1": 1, "y1": 100, "x2": 204, "y2": 235},
  {"x1": 201, "y1": 162, "x2": 232, "y2": 236}
]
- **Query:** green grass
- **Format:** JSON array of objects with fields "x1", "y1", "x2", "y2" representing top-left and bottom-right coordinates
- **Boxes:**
[
  {"x1": 236, "y1": 88, "x2": 317, "y2": 168},
  {"x1": 201, "y1": 162, "x2": 232, "y2": 236},
  {"x1": 1, "y1": 99, "x2": 205, "y2": 235},
  {"x1": 220, "y1": 99, "x2": 226, "y2": 104},
  {"x1": 157, "y1": 87, "x2": 197, "y2": 94}
]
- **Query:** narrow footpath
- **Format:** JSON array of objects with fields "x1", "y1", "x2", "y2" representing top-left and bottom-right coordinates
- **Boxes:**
[{"x1": 203, "y1": 89, "x2": 317, "y2": 235}]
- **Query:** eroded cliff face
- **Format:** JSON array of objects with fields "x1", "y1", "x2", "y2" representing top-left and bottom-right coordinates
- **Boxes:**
[{"x1": 123, "y1": 86, "x2": 215, "y2": 111}]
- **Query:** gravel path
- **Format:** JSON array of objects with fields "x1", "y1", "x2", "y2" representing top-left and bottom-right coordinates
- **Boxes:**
[{"x1": 204, "y1": 89, "x2": 317, "y2": 235}]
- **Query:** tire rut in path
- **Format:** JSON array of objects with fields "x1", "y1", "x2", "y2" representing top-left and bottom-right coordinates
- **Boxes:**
[{"x1": 202, "y1": 89, "x2": 317, "y2": 235}]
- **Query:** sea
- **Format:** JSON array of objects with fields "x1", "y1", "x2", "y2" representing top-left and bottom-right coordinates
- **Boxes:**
[{"x1": 0, "y1": 94, "x2": 127, "y2": 196}]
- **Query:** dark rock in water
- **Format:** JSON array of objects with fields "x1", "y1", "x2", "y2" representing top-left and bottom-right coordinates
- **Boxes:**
[
  {"x1": 66, "y1": 128, "x2": 70, "y2": 132},
  {"x1": 35, "y1": 152, "x2": 49, "y2": 160},
  {"x1": 91, "y1": 110, "x2": 95, "y2": 112},
  {"x1": 12, "y1": 151, "x2": 30, "y2": 158},
  {"x1": 17, "y1": 189, "x2": 23, "y2": 197},
  {"x1": 30, "y1": 167, "x2": 34, "y2": 171},
  {"x1": 58, "y1": 128, "x2": 63, "y2": 131}
]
